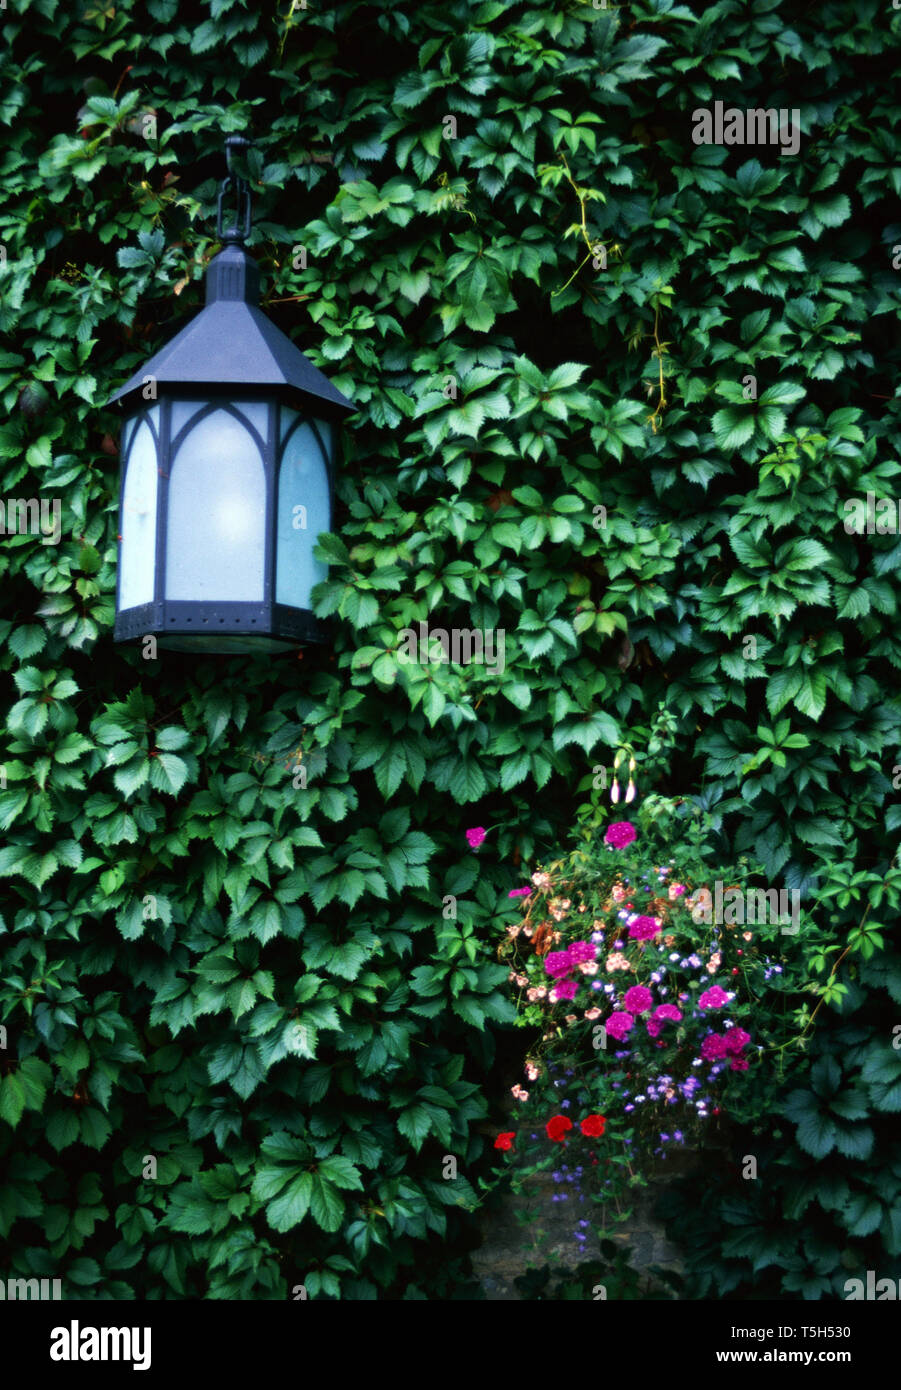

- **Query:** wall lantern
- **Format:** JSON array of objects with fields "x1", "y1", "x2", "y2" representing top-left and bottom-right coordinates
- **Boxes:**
[{"x1": 108, "y1": 136, "x2": 354, "y2": 654}]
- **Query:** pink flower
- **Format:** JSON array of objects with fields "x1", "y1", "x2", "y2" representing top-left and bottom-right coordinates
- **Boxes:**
[
  {"x1": 724, "y1": 1027, "x2": 751, "y2": 1055},
  {"x1": 545, "y1": 950, "x2": 574, "y2": 979},
  {"x1": 511, "y1": 1084, "x2": 529, "y2": 1101},
  {"x1": 628, "y1": 915, "x2": 660, "y2": 941},
  {"x1": 465, "y1": 827, "x2": 486, "y2": 849},
  {"x1": 569, "y1": 940, "x2": 596, "y2": 964},
  {"x1": 584, "y1": 1007, "x2": 602, "y2": 1020},
  {"x1": 526, "y1": 987, "x2": 547, "y2": 1002},
  {"x1": 579, "y1": 961, "x2": 599, "y2": 976},
  {"x1": 551, "y1": 979, "x2": 578, "y2": 1002},
  {"x1": 699, "y1": 986, "x2": 730, "y2": 1010},
  {"x1": 623, "y1": 985, "x2": 653, "y2": 1015},
  {"x1": 700, "y1": 1033, "x2": 728, "y2": 1060},
  {"x1": 668, "y1": 883, "x2": 686, "y2": 899},
  {"x1": 648, "y1": 1004, "x2": 682, "y2": 1035},
  {"x1": 508, "y1": 886, "x2": 532, "y2": 898},
  {"x1": 612, "y1": 885, "x2": 627, "y2": 902},
  {"x1": 605, "y1": 821, "x2": 637, "y2": 849},
  {"x1": 729, "y1": 1056, "x2": 750, "y2": 1072},
  {"x1": 525, "y1": 1063, "x2": 541, "y2": 1081},
  {"x1": 605, "y1": 1011, "x2": 634, "y2": 1041}
]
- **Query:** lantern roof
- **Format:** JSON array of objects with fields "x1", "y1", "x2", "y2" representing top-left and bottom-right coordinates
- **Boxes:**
[{"x1": 107, "y1": 243, "x2": 354, "y2": 419}]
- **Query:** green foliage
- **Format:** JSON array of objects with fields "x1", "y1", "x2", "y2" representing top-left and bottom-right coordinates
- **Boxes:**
[
  {"x1": 1, "y1": 0, "x2": 901, "y2": 1298},
  {"x1": 513, "y1": 1243, "x2": 683, "y2": 1301}
]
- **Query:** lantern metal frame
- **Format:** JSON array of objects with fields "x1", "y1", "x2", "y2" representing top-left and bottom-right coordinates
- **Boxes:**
[{"x1": 108, "y1": 135, "x2": 353, "y2": 654}]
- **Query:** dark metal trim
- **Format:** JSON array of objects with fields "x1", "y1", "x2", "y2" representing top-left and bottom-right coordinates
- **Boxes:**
[{"x1": 113, "y1": 598, "x2": 326, "y2": 646}]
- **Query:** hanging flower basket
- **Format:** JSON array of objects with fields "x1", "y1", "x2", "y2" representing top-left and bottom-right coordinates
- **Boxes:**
[{"x1": 491, "y1": 801, "x2": 810, "y2": 1241}]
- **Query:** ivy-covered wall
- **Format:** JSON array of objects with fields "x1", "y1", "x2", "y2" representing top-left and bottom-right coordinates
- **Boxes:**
[{"x1": 1, "y1": 0, "x2": 900, "y2": 1299}]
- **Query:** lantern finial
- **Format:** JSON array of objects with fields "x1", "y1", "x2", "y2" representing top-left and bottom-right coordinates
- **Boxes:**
[{"x1": 216, "y1": 134, "x2": 255, "y2": 247}]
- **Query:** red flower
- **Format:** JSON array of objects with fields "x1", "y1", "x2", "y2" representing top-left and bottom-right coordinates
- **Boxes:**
[
  {"x1": 494, "y1": 1132, "x2": 515, "y2": 1151},
  {"x1": 545, "y1": 1115, "x2": 573, "y2": 1143},
  {"x1": 580, "y1": 1113, "x2": 606, "y2": 1138}
]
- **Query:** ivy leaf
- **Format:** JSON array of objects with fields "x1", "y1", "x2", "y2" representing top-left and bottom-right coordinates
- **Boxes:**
[
  {"x1": 712, "y1": 408, "x2": 755, "y2": 451},
  {"x1": 266, "y1": 1173, "x2": 314, "y2": 1233},
  {"x1": 149, "y1": 753, "x2": 189, "y2": 796},
  {"x1": 310, "y1": 1174, "x2": 345, "y2": 1232},
  {"x1": 397, "y1": 1105, "x2": 432, "y2": 1151}
]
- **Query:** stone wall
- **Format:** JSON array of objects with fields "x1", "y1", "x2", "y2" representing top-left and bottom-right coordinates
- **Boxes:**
[{"x1": 471, "y1": 1158, "x2": 690, "y2": 1300}]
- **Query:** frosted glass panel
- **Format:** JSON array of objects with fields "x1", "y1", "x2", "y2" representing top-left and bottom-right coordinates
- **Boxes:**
[
  {"x1": 119, "y1": 414, "x2": 158, "y2": 609},
  {"x1": 276, "y1": 418, "x2": 331, "y2": 608},
  {"x1": 171, "y1": 401, "x2": 268, "y2": 449},
  {"x1": 170, "y1": 400, "x2": 205, "y2": 444},
  {"x1": 314, "y1": 419, "x2": 334, "y2": 461},
  {"x1": 232, "y1": 401, "x2": 269, "y2": 443},
  {"x1": 166, "y1": 409, "x2": 265, "y2": 601}
]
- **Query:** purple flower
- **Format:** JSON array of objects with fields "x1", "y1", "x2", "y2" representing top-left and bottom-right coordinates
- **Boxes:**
[
  {"x1": 508, "y1": 886, "x2": 531, "y2": 898},
  {"x1": 699, "y1": 986, "x2": 730, "y2": 1010},
  {"x1": 606, "y1": 1010, "x2": 635, "y2": 1041},
  {"x1": 628, "y1": 915, "x2": 660, "y2": 941},
  {"x1": 551, "y1": 979, "x2": 579, "y2": 1002},
  {"x1": 545, "y1": 951, "x2": 573, "y2": 979},
  {"x1": 569, "y1": 940, "x2": 596, "y2": 964},
  {"x1": 724, "y1": 1026, "x2": 751, "y2": 1054},
  {"x1": 648, "y1": 1004, "x2": 681, "y2": 1038},
  {"x1": 605, "y1": 821, "x2": 637, "y2": 849},
  {"x1": 623, "y1": 985, "x2": 654, "y2": 1015},
  {"x1": 465, "y1": 826, "x2": 486, "y2": 849},
  {"x1": 700, "y1": 1033, "x2": 728, "y2": 1060}
]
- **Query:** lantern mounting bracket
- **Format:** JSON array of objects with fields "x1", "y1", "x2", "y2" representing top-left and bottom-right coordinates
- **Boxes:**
[{"x1": 217, "y1": 135, "x2": 255, "y2": 246}]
